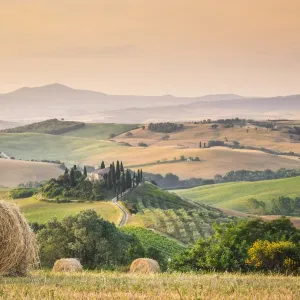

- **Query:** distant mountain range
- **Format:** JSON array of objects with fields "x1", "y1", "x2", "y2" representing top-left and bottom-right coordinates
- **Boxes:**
[{"x1": 0, "y1": 83, "x2": 299, "y2": 123}]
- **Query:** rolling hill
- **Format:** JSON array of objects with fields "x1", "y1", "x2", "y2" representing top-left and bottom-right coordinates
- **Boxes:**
[
  {"x1": 173, "y1": 176, "x2": 300, "y2": 213},
  {"x1": 0, "y1": 159, "x2": 63, "y2": 188},
  {"x1": 122, "y1": 183, "x2": 232, "y2": 244}
]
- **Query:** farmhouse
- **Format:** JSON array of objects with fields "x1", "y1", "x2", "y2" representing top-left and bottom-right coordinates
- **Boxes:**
[{"x1": 88, "y1": 167, "x2": 110, "y2": 182}]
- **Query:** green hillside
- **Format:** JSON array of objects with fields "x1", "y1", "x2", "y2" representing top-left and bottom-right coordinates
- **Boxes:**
[
  {"x1": 62, "y1": 123, "x2": 139, "y2": 139},
  {"x1": 122, "y1": 182, "x2": 232, "y2": 244},
  {"x1": 0, "y1": 132, "x2": 122, "y2": 165},
  {"x1": 0, "y1": 119, "x2": 85, "y2": 135},
  {"x1": 5, "y1": 197, "x2": 121, "y2": 224},
  {"x1": 173, "y1": 176, "x2": 300, "y2": 212}
]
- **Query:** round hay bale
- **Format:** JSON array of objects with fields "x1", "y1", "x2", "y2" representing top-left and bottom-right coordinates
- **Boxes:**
[
  {"x1": 52, "y1": 258, "x2": 83, "y2": 273},
  {"x1": 0, "y1": 200, "x2": 39, "y2": 276},
  {"x1": 130, "y1": 258, "x2": 160, "y2": 274}
]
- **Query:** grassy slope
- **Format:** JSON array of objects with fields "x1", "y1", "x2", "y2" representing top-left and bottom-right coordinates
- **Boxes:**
[
  {"x1": 0, "y1": 159, "x2": 63, "y2": 188},
  {"x1": 174, "y1": 176, "x2": 300, "y2": 212},
  {"x1": 0, "y1": 132, "x2": 122, "y2": 165},
  {"x1": 122, "y1": 183, "x2": 231, "y2": 244},
  {"x1": 5, "y1": 197, "x2": 121, "y2": 224},
  {"x1": 62, "y1": 123, "x2": 138, "y2": 139},
  {"x1": 2, "y1": 271, "x2": 300, "y2": 299}
]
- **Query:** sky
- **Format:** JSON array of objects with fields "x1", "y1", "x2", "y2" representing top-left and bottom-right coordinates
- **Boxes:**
[{"x1": 0, "y1": 0, "x2": 300, "y2": 96}]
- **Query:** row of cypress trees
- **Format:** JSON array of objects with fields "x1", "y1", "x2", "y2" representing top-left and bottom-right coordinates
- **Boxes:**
[{"x1": 100, "y1": 160, "x2": 143, "y2": 196}]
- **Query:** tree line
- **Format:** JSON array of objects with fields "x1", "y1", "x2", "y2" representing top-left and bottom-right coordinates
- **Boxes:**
[{"x1": 148, "y1": 122, "x2": 184, "y2": 133}]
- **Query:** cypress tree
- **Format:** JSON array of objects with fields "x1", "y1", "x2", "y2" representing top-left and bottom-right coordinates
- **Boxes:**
[
  {"x1": 100, "y1": 161, "x2": 105, "y2": 169},
  {"x1": 116, "y1": 161, "x2": 121, "y2": 180},
  {"x1": 120, "y1": 161, "x2": 124, "y2": 173},
  {"x1": 141, "y1": 169, "x2": 143, "y2": 182},
  {"x1": 199, "y1": 141, "x2": 202, "y2": 148},
  {"x1": 73, "y1": 165, "x2": 77, "y2": 170},
  {"x1": 107, "y1": 170, "x2": 113, "y2": 190},
  {"x1": 137, "y1": 170, "x2": 140, "y2": 185},
  {"x1": 70, "y1": 168, "x2": 76, "y2": 187},
  {"x1": 111, "y1": 162, "x2": 116, "y2": 190},
  {"x1": 64, "y1": 167, "x2": 69, "y2": 175},
  {"x1": 126, "y1": 169, "x2": 131, "y2": 189},
  {"x1": 133, "y1": 172, "x2": 136, "y2": 187},
  {"x1": 121, "y1": 173, "x2": 126, "y2": 193},
  {"x1": 83, "y1": 166, "x2": 87, "y2": 178}
]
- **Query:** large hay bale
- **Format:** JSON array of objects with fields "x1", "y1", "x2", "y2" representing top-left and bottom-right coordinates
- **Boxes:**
[
  {"x1": 52, "y1": 258, "x2": 83, "y2": 273},
  {"x1": 130, "y1": 258, "x2": 160, "y2": 274},
  {"x1": 0, "y1": 200, "x2": 39, "y2": 276}
]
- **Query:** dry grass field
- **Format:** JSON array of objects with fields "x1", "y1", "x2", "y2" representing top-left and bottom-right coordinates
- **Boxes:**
[
  {"x1": 1, "y1": 271, "x2": 300, "y2": 299},
  {"x1": 0, "y1": 159, "x2": 63, "y2": 187},
  {"x1": 115, "y1": 122, "x2": 300, "y2": 152}
]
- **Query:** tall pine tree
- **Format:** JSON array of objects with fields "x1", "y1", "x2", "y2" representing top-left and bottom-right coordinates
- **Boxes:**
[
  {"x1": 120, "y1": 161, "x2": 124, "y2": 173},
  {"x1": 100, "y1": 161, "x2": 105, "y2": 169},
  {"x1": 83, "y1": 166, "x2": 87, "y2": 178}
]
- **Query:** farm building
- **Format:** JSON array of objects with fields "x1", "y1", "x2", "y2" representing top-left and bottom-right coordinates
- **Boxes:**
[{"x1": 88, "y1": 167, "x2": 110, "y2": 182}]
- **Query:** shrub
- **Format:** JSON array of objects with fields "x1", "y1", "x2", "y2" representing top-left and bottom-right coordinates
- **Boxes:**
[
  {"x1": 246, "y1": 240, "x2": 300, "y2": 273},
  {"x1": 10, "y1": 188, "x2": 37, "y2": 199},
  {"x1": 138, "y1": 142, "x2": 148, "y2": 147}
]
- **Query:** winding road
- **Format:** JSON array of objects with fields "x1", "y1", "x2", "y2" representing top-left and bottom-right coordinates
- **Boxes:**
[{"x1": 112, "y1": 189, "x2": 131, "y2": 226}]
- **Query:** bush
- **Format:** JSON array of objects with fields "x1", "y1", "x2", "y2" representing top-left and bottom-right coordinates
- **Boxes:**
[
  {"x1": 10, "y1": 188, "x2": 37, "y2": 199},
  {"x1": 246, "y1": 240, "x2": 300, "y2": 273},
  {"x1": 171, "y1": 218, "x2": 300, "y2": 272},
  {"x1": 138, "y1": 142, "x2": 148, "y2": 147}
]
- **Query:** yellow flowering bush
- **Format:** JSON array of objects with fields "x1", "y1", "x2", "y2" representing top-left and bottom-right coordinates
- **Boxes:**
[{"x1": 246, "y1": 240, "x2": 300, "y2": 273}]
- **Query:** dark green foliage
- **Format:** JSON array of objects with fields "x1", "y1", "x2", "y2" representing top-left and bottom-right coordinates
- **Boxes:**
[
  {"x1": 138, "y1": 142, "x2": 148, "y2": 147},
  {"x1": 247, "y1": 198, "x2": 266, "y2": 215},
  {"x1": 143, "y1": 172, "x2": 214, "y2": 189},
  {"x1": 171, "y1": 218, "x2": 300, "y2": 272},
  {"x1": 100, "y1": 161, "x2": 105, "y2": 169},
  {"x1": 9, "y1": 188, "x2": 37, "y2": 199},
  {"x1": 148, "y1": 122, "x2": 184, "y2": 133},
  {"x1": 0, "y1": 118, "x2": 85, "y2": 135},
  {"x1": 208, "y1": 140, "x2": 225, "y2": 147},
  {"x1": 69, "y1": 168, "x2": 76, "y2": 187},
  {"x1": 215, "y1": 168, "x2": 300, "y2": 183},
  {"x1": 37, "y1": 210, "x2": 144, "y2": 269},
  {"x1": 83, "y1": 166, "x2": 87, "y2": 178}
]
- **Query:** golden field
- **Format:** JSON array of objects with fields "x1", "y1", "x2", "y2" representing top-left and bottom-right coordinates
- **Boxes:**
[{"x1": 0, "y1": 271, "x2": 299, "y2": 300}]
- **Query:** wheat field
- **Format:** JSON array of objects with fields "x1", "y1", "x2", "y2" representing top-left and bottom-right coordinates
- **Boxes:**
[{"x1": 0, "y1": 271, "x2": 299, "y2": 299}]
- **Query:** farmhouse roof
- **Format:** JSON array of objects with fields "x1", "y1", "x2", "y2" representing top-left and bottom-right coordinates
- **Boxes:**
[{"x1": 93, "y1": 167, "x2": 110, "y2": 175}]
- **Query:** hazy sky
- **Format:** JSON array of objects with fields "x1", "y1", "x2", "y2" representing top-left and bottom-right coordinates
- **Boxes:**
[{"x1": 1, "y1": 0, "x2": 300, "y2": 96}]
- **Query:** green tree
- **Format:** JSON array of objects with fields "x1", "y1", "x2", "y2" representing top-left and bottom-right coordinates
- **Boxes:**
[
  {"x1": 116, "y1": 161, "x2": 121, "y2": 181},
  {"x1": 37, "y1": 210, "x2": 144, "y2": 269},
  {"x1": 69, "y1": 168, "x2": 76, "y2": 187},
  {"x1": 121, "y1": 173, "x2": 126, "y2": 193},
  {"x1": 120, "y1": 161, "x2": 124, "y2": 173},
  {"x1": 83, "y1": 166, "x2": 87, "y2": 178},
  {"x1": 100, "y1": 161, "x2": 105, "y2": 169},
  {"x1": 64, "y1": 167, "x2": 69, "y2": 175}
]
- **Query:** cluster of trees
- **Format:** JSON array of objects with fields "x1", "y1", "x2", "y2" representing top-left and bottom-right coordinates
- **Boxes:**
[
  {"x1": 247, "y1": 196, "x2": 300, "y2": 216},
  {"x1": 271, "y1": 196, "x2": 300, "y2": 216},
  {"x1": 101, "y1": 161, "x2": 143, "y2": 198},
  {"x1": 10, "y1": 188, "x2": 38, "y2": 199},
  {"x1": 289, "y1": 126, "x2": 300, "y2": 135},
  {"x1": 214, "y1": 168, "x2": 300, "y2": 183},
  {"x1": 143, "y1": 172, "x2": 213, "y2": 189},
  {"x1": 40, "y1": 162, "x2": 143, "y2": 201},
  {"x1": 171, "y1": 218, "x2": 300, "y2": 273},
  {"x1": 148, "y1": 122, "x2": 184, "y2": 133}
]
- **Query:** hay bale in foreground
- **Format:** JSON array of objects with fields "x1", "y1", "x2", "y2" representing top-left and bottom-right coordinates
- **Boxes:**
[
  {"x1": 53, "y1": 258, "x2": 83, "y2": 272},
  {"x1": 0, "y1": 200, "x2": 39, "y2": 276},
  {"x1": 130, "y1": 258, "x2": 160, "y2": 274}
]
